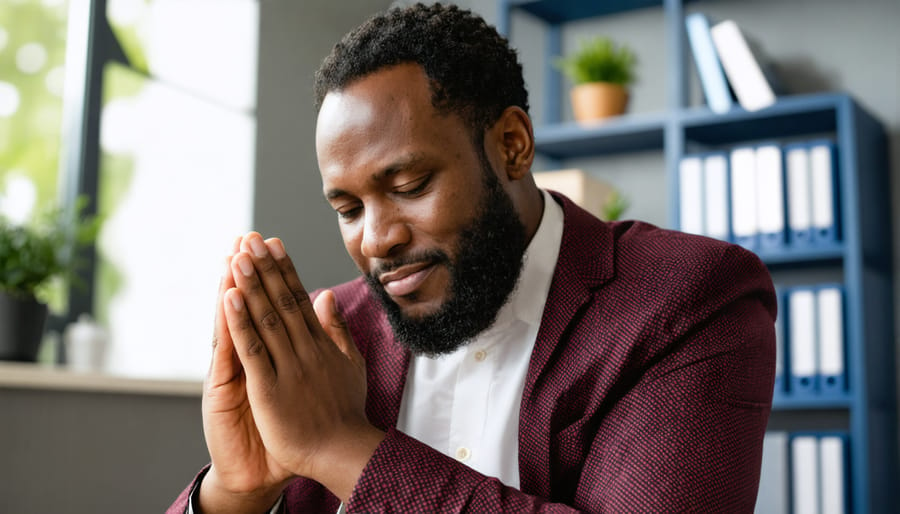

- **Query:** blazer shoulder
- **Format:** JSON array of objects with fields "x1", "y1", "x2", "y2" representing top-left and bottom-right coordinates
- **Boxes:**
[{"x1": 611, "y1": 221, "x2": 769, "y2": 288}]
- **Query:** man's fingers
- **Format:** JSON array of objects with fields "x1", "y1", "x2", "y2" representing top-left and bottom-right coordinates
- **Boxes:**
[
  {"x1": 313, "y1": 289, "x2": 363, "y2": 366},
  {"x1": 223, "y1": 287, "x2": 276, "y2": 389},
  {"x1": 208, "y1": 254, "x2": 240, "y2": 387},
  {"x1": 264, "y1": 237, "x2": 329, "y2": 341},
  {"x1": 231, "y1": 251, "x2": 297, "y2": 366}
]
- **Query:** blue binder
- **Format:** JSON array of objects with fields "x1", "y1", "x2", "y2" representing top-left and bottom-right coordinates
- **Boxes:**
[
  {"x1": 786, "y1": 286, "x2": 817, "y2": 395},
  {"x1": 701, "y1": 151, "x2": 731, "y2": 242},
  {"x1": 815, "y1": 284, "x2": 847, "y2": 396},
  {"x1": 808, "y1": 140, "x2": 841, "y2": 245},
  {"x1": 729, "y1": 145, "x2": 759, "y2": 249},
  {"x1": 818, "y1": 432, "x2": 850, "y2": 514},
  {"x1": 783, "y1": 142, "x2": 815, "y2": 247},
  {"x1": 755, "y1": 143, "x2": 788, "y2": 250}
]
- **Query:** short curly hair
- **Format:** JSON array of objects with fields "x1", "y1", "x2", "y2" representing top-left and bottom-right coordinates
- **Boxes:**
[{"x1": 314, "y1": 3, "x2": 529, "y2": 144}]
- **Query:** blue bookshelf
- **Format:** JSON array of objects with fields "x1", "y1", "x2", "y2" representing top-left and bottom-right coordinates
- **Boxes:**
[
  {"x1": 533, "y1": 111, "x2": 667, "y2": 159},
  {"x1": 500, "y1": 1, "x2": 897, "y2": 513}
]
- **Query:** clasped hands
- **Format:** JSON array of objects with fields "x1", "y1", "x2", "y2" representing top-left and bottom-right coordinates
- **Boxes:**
[{"x1": 199, "y1": 232, "x2": 385, "y2": 513}]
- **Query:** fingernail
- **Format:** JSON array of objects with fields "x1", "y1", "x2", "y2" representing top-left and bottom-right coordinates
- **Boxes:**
[
  {"x1": 228, "y1": 290, "x2": 243, "y2": 311},
  {"x1": 249, "y1": 237, "x2": 267, "y2": 258},
  {"x1": 237, "y1": 255, "x2": 254, "y2": 276},
  {"x1": 268, "y1": 238, "x2": 286, "y2": 259}
]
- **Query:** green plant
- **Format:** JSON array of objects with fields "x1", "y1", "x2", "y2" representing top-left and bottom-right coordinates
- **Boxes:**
[
  {"x1": 601, "y1": 189, "x2": 630, "y2": 222},
  {"x1": 554, "y1": 36, "x2": 638, "y2": 86},
  {"x1": 0, "y1": 198, "x2": 100, "y2": 301}
]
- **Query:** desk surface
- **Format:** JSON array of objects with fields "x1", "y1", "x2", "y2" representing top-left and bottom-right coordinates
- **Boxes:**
[{"x1": 0, "y1": 361, "x2": 202, "y2": 397}]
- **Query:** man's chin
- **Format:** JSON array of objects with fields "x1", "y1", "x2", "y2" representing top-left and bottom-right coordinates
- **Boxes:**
[{"x1": 390, "y1": 295, "x2": 446, "y2": 320}]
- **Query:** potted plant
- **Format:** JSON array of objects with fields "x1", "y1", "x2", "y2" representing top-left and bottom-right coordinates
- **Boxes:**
[
  {"x1": 0, "y1": 200, "x2": 99, "y2": 362},
  {"x1": 554, "y1": 36, "x2": 637, "y2": 123}
]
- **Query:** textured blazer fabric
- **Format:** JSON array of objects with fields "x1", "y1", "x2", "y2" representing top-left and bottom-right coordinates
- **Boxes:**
[{"x1": 168, "y1": 192, "x2": 776, "y2": 513}]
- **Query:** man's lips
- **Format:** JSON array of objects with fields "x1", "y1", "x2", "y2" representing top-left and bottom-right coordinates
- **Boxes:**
[{"x1": 378, "y1": 261, "x2": 436, "y2": 297}]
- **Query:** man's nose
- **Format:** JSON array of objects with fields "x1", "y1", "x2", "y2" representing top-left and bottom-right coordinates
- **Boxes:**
[{"x1": 360, "y1": 204, "x2": 409, "y2": 259}]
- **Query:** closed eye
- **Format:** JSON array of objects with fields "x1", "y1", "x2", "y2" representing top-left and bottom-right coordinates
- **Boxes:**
[
  {"x1": 394, "y1": 174, "x2": 432, "y2": 196},
  {"x1": 336, "y1": 204, "x2": 362, "y2": 221}
]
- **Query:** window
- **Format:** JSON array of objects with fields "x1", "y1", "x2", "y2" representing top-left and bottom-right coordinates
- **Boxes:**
[
  {"x1": 2, "y1": 0, "x2": 259, "y2": 378},
  {"x1": 95, "y1": 0, "x2": 258, "y2": 378}
]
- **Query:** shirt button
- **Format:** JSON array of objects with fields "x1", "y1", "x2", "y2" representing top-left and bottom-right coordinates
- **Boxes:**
[
  {"x1": 474, "y1": 350, "x2": 487, "y2": 362},
  {"x1": 455, "y1": 447, "x2": 471, "y2": 461}
]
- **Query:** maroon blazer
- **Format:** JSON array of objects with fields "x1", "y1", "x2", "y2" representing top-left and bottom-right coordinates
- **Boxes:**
[{"x1": 169, "y1": 193, "x2": 776, "y2": 513}]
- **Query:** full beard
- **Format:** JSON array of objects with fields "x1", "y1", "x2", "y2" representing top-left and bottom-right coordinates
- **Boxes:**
[{"x1": 364, "y1": 155, "x2": 528, "y2": 356}]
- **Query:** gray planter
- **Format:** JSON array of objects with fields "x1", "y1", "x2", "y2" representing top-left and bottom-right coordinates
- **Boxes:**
[{"x1": 0, "y1": 291, "x2": 48, "y2": 361}]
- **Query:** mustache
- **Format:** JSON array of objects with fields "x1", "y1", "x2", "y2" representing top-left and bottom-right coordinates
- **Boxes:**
[{"x1": 368, "y1": 249, "x2": 450, "y2": 280}]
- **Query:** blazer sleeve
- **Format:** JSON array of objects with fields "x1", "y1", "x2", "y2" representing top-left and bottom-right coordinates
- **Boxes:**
[{"x1": 347, "y1": 428, "x2": 580, "y2": 513}]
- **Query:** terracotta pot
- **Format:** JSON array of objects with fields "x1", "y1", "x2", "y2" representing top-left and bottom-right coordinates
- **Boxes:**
[
  {"x1": 570, "y1": 82, "x2": 629, "y2": 123},
  {"x1": 0, "y1": 291, "x2": 48, "y2": 362}
]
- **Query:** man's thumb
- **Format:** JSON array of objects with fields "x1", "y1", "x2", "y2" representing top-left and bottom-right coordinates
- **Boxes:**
[{"x1": 313, "y1": 290, "x2": 361, "y2": 362}]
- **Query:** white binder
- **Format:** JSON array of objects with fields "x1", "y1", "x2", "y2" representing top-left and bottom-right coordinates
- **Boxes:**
[
  {"x1": 755, "y1": 143, "x2": 786, "y2": 248},
  {"x1": 703, "y1": 152, "x2": 730, "y2": 241},
  {"x1": 809, "y1": 141, "x2": 839, "y2": 243},
  {"x1": 755, "y1": 431, "x2": 789, "y2": 514},
  {"x1": 729, "y1": 146, "x2": 758, "y2": 248},
  {"x1": 817, "y1": 286, "x2": 846, "y2": 394},
  {"x1": 820, "y1": 436, "x2": 848, "y2": 514},
  {"x1": 791, "y1": 435, "x2": 820, "y2": 514},
  {"x1": 679, "y1": 155, "x2": 705, "y2": 235},
  {"x1": 785, "y1": 144, "x2": 814, "y2": 246},
  {"x1": 788, "y1": 288, "x2": 817, "y2": 394}
]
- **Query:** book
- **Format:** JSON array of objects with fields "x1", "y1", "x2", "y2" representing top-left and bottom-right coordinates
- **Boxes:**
[
  {"x1": 710, "y1": 19, "x2": 782, "y2": 111},
  {"x1": 685, "y1": 12, "x2": 735, "y2": 114}
]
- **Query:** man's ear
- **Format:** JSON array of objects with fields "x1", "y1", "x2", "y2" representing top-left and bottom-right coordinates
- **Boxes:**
[{"x1": 491, "y1": 106, "x2": 535, "y2": 181}]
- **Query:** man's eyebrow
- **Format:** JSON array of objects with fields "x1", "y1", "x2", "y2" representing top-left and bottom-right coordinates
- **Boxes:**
[{"x1": 324, "y1": 154, "x2": 430, "y2": 201}]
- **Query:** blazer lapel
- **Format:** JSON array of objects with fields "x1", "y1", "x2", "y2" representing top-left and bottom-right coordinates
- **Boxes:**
[{"x1": 518, "y1": 193, "x2": 615, "y2": 497}]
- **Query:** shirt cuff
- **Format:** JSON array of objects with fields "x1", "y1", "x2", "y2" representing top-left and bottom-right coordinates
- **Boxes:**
[{"x1": 186, "y1": 469, "x2": 284, "y2": 514}]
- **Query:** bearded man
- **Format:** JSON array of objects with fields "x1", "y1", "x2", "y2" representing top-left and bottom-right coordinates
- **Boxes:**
[{"x1": 168, "y1": 4, "x2": 776, "y2": 513}]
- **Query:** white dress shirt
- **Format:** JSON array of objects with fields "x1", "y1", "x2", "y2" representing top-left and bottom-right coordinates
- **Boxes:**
[{"x1": 395, "y1": 189, "x2": 564, "y2": 488}]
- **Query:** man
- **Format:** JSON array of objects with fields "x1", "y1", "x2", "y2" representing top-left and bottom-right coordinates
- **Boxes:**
[{"x1": 169, "y1": 3, "x2": 776, "y2": 513}]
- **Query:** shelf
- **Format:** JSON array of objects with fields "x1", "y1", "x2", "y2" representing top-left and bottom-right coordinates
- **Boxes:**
[
  {"x1": 756, "y1": 244, "x2": 845, "y2": 268},
  {"x1": 533, "y1": 111, "x2": 667, "y2": 159},
  {"x1": 0, "y1": 361, "x2": 202, "y2": 397},
  {"x1": 680, "y1": 92, "x2": 849, "y2": 145},
  {"x1": 772, "y1": 393, "x2": 853, "y2": 411},
  {"x1": 505, "y1": 0, "x2": 662, "y2": 24}
]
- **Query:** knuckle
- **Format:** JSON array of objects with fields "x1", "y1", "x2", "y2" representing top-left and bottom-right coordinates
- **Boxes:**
[
  {"x1": 244, "y1": 277, "x2": 263, "y2": 295},
  {"x1": 276, "y1": 292, "x2": 300, "y2": 313},
  {"x1": 279, "y1": 259, "x2": 297, "y2": 276},
  {"x1": 235, "y1": 314, "x2": 254, "y2": 332},
  {"x1": 246, "y1": 337, "x2": 265, "y2": 356},
  {"x1": 259, "y1": 309, "x2": 282, "y2": 331},
  {"x1": 211, "y1": 335, "x2": 219, "y2": 348},
  {"x1": 257, "y1": 257, "x2": 278, "y2": 275},
  {"x1": 292, "y1": 287, "x2": 312, "y2": 308}
]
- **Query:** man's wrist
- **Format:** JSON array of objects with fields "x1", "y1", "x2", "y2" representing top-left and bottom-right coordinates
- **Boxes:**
[{"x1": 195, "y1": 466, "x2": 285, "y2": 514}]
